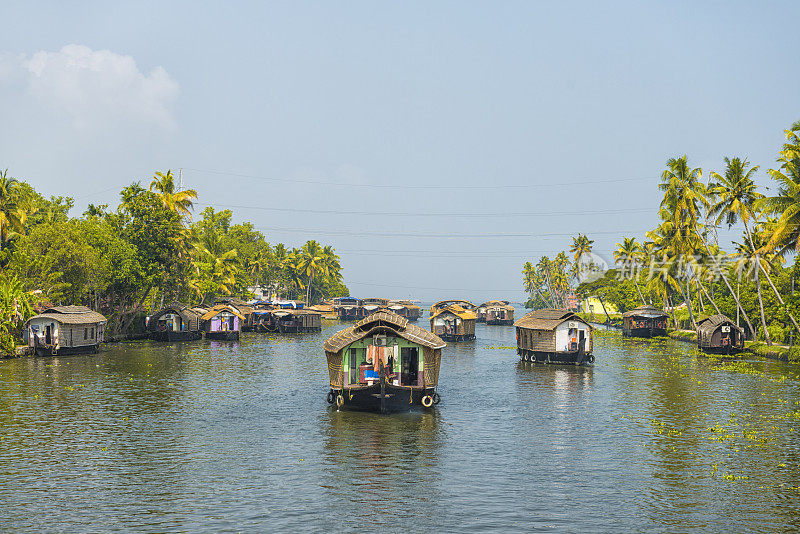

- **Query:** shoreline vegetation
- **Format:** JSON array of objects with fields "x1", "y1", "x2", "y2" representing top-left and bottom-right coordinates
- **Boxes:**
[
  {"x1": 523, "y1": 120, "x2": 800, "y2": 365},
  {"x1": 0, "y1": 170, "x2": 349, "y2": 357}
]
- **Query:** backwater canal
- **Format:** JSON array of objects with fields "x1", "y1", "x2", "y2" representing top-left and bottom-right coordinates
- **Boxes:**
[{"x1": 2, "y1": 309, "x2": 800, "y2": 532}]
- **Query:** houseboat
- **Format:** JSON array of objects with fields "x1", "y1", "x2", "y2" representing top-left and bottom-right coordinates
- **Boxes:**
[
  {"x1": 215, "y1": 297, "x2": 254, "y2": 330},
  {"x1": 324, "y1": 310, "x2": 446, "y2": 413},
  {"x1": 26, "y1": 306, "x2": 107, "y2": 356},
  {"x1": 334, "y1": 297, "x2": 364, "y2": 320},
  {"x1": 200, "y1": 304, "x2": 244, "y2": 341},
  {"x1": 515, "y1": 308, "x2": 594, "y2": 364},
  {"x1": 429, "y1": 299, "x2": 476, "y2": 317},
  {"x1": 479, "y1": 301, "x2": 515, "y2": 325},
  {"x1": 696, "y1": 314, "x2": 744, "y2": 354},
  {"x1": 308, "y1": 303, "x2": 337, "y2": 319},
  {"x1": 362, "y1": 297, "x2": 389, "y2": 315},
  {"x1": 254, "y1": 308, "x2": 322, "y2": 333},
  {"x1": 430, "y1": 304, "x2": 477, "y2": 341},
  {"x1": 387, "y1": 300, "x2": 423, "y2": 321},
  {"x1": 147, "y1": 303, "x2": 203, "y2": 342},
  {"x1": 622, "y1": 305, "x2": 669, "y2": 338}
]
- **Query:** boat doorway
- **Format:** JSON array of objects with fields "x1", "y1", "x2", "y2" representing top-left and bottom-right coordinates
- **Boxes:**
[
  {"x1": 401, "y1": 347, "x2": 418, "y2": 386},
  {"x1": 45, "y1": 325, "x2": 52, "y2": 345}
]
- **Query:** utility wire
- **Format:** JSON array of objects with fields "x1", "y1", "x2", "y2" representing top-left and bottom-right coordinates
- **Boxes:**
[{"x1": 254, "y1": 224, "x2": 639, "y2": 239}]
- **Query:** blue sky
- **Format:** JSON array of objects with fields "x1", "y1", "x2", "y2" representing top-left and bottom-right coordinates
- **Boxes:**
[{"x1": 1, "y1": 1, "x2": 798, "y2": 302}]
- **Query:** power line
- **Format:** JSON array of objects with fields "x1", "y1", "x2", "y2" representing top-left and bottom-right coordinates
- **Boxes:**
[
  {"x1": 254, "y1": 225, "x2": 641, "y2": 239},
  {"x1": 184, "y1": 167, "x2": 656, "y2": 190},
  {"x1": 195, "y1": 201, "x2": 653, "y2": 218}
]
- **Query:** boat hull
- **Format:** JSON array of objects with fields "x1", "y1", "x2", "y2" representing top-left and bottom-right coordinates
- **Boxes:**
[
  {"x1": 34, "y1": 344, "x2": 100, "y2": 356},
  {"x1": 486, "y1": 319, "x2": 514, "y2": 326},
  {"x1": 439, "y1": 333, "x2": 475, "y2": 342},
  {"x1": 206, "y1": 330, "x2": 240, "y2": 341},
  {"x1": 150, "y1": 330, "x2": 202, "y2": 342},
  {"x1": 330, "y1": 384, "x2": 437, "y2": 414},
  {"x1": 623, "y1": 327, "x2": 667, "y2": 338},
  {"x1": 517, "y1": 348, "x2": 594, "y2": 365}
]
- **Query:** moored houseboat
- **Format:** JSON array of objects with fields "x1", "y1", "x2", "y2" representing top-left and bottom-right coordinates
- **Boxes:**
[
  {"x1": 324, "y1": 310, "x2": 446, "y2": 413},
  {"x1": 200, "y1": 304, "x2": 244, "y2": 341},
  {"x1": 26, "y1": 306, "x2": 107, "y2": 356},
  {"x1": 483, "y1": 301, "x2": 515, "y2": 325},
  {"x1": 147, "y1": 303, "x2": 203, "y2": 342},
  {"x1": 254, "y1": 308, "x2": 322, "y2": 333},
  {"x1": 362, "y1": 297, "x2": 389, "y2": 315},
  {"x1": 430, "y1": 304, "x2": 476, "y2": 341},
  {"x1": 429, "y1": 299, "x2": 476, "y2": 317},
  {"x1": 515, "y1": 308, "x2": 594, "y2": 364},
  {"x1": 308, "y1": 303, "x2": 337, "y2": 319},
  {"x1": 622, "y1": 305, "x2": 669, "y2": 338},
  {"x1": 696, "y1": 314, "x2": 744, "y2": 354},
  {"x1": 387, "y1": 300, "x2": 423, "y2": 321},
  {"x1": 215, "y1": 297, "x2": 254, "y2": 330},
  {"x1": 334, "y1": 297, "x2": 364, "y2": 320}
]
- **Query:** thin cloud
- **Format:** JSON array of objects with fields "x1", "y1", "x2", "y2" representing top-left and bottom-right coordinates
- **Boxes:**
[{"x1": 17, "y1": 44, "x2": 179, "y2": 130}]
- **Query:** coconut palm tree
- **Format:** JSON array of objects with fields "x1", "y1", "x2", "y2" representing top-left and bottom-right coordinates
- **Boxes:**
[
  {"x1": 613, "y1": 236, "x2": 646, "y2": 304},
  {"x1": 299, "y1": 241, "x2": 324, "y2": 304},
  {"x1": 759, "y1": 122, "x2": 800, "y2": 255},
  {"x1": 570, "y1": 234, "x2": 594, "y2": 262},
  {"x1": 0, "y1": 170, "x2": 25, "y2": 252},
  {"x1": 149, "y1": 170, "x2": 198, "y2": 219}
]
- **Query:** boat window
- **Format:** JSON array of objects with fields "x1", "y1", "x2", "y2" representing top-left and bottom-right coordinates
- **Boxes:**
[
  {"x1": 84, "y1": 328, "x2": 88, "y2": 340},
  {"x1": 401, "y1": 346, "x2": 419, "y2": 386},
  {"x1": 90, "y1": 327, "x2": 94, "y2": 339}
]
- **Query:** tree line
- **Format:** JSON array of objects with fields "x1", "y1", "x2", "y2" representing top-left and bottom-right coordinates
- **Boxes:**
[
  {"x1": 0, "y1": 170, "x2": 348, "y2": 353},
  {"x1": 524, "y1": 120, "x2": 800, "y2": 346}
]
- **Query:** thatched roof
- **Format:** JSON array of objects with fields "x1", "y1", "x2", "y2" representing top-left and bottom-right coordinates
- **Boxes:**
[
  {"x1": 215, "y1": 297, "x2": 253, "y2": 315},
  {"x1": 479, "y1": 300, "x2": 510, "y2": 308},
  {"x1": 431, "y1": 304, "x2": 477, "y2": 321},
  {"x1": 151, "y1": 303, "x2": 201, "y2": 321},
  {"x1": 324, "y1": 310, "x2": 445, "y2": 353},
  {"x1": 622, "y1": 304, "x2": 668, "y2": 319},
  {"x1": 270, "y1": 308, "x2": 321, "y2": 317},
  {"x1": 514, "y1": 308, "x2": 591, "y2": 331},
  {"x1": 431, "y1": 299, "x2": 476, "y2": 311},
  {"x1": 201, "y1": 304, "x2": 245, "y2": 321},
  {"x1": 28, "y1": 305, "x2": 106, "y2": 326},
  {"x1": 697, "y1": 314, "x2": 742, "y2": 335}
]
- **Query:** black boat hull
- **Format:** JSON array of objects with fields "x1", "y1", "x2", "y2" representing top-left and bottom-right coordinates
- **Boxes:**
[{"x1": 329, "y1": 383, "x2": 437, "y2": 414}]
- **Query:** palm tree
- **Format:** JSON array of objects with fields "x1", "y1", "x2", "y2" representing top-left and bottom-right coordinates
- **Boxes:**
[
  {"x1": 149, "y1": 170, "x2": 198, "y2": 219},
  {"x1": 759, "y1": 122, "x2": 800, "y2": 255},
  {"x1": 570, "y1": 234, "x2": 594, "y2": 262},
  {"x1": 613, "y1": 236, "x2": 646, "y2": 304},
  {"x1": 0, "y1": 170, "x2": 25, "y2": 252},
  {"x1": 299, "y1": 241, "x2": 324, "y2": 304}
]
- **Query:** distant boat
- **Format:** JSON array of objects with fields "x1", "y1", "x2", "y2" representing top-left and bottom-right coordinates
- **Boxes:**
[
  {"x1": 430, "y1": 304, "x2": 476, "y2": 342},
  {"x1": 387, "y1": 300, "x2": 423, "y2": 321},
  {"x1": 200, "y1": 304, "x2": 244, "y2": 341},
  {"x1": 147, "y1": 303, "x2": 203, "y2": 342},
  {"x1": 253, "y1": 308, "x2": 322, "y2": 333},
  {"x1": 622, "y1": 305, "x2": 668, "y2": 338},
  {"x1": 477, "y1": 300, "x2": 515, "y2": 325},
  {"x1": 323, "y1": 310, "x2": 446, "y2": 413},
  {"x1": 26, "y1": 306, "x2": 107, "y2": 356},
  {"x1": 333, "y1": 297, "x2": 365, "y2": 320},
  {"x1": 514, "y1": 309, "x2": 594, "y2": 364},
  {"x1": 429, "y1": 299, "x2": 476, "y2": 317},
  {"x1": 696, "y1": 314, "x2": 744, "y2": 354}
]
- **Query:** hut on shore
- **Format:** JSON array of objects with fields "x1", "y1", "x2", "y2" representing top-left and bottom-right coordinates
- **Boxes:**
[
  {"x1": 429, "y1": 299, "x2": 476, "y2": 317},
  {"x1": 430, "y1": 304, "x2": 477, "y2": 341},
  {"x1": 477, "y1": 300, "x2": 515, "y2": 325},
  {"x1": 514, "y1": 309, "x2": 594, "y2": 364},
  {"x1": 387, "y1": 300, "x2": 423, "y2": 321},
  {"x1": 334, "y1": 297, "x2": 364, "y2": 321},
  {"x1": 26, "y1": 306, "x2": 107, "y2": 356},
  {"x1": 253, "y1": 308, "x2": 322, "y2": 333},
  {"x1": 147, "y1": 303, "x2": 203, "y2": 342},
  {"x1": 696, "y1": 314, "x2": 744, "y2": 354},
  {"x1": 324, "y1": 310, "x2": 446, "y2": 413},
  {"x1": 622, "y1": 305, "x2": 669, "y2": 338},
  {"x1": 200, "y1": 304, "x2": 245, "y2": 341}
]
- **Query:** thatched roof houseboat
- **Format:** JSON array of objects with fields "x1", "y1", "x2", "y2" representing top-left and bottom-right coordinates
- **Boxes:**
[
  {"x1": 26, "y1": 306, "x2": 107, "y2": 356},
  {"x1": 324, "y1": 310, "x2": 446, "y2": 413},
  {"x1": 622, "y1": 305, "x2": 669, "y2": 338},
  {"x1": 200, "y1": 304, "x2": 245, "y2": 341},
  {"x1": 429, "y1": 299, "x2": 476, "y2": 317},
  {"x1": 333, "y1": 297, "x2": 364, "y2": 320},
  {"x1": 515, "y1": 309, "x2": 593, "y2": 364},
  {"x1": 253, "y1": 308, "x2": 322, "y2": 333},
  {"x1": 387, "y1": 300, "x2": 423, "y2": 321},
  {"x1": 477, "y1": 300, "x2": 515, "y2": 325},
  {"x1": 147, "y1": 303, "x2": 203, "y2": 342},
  {"x1": 215, "y1": 297, "x2": 254, "y2": 329},
  {"x1": 430, "y1": 304, "x2": 477, "y2": 342},
  {"x1": 308, "y1": 303, "x2": 336, "y2": 319},
  {"x1": 696, "y1": 314, "x2": 744, "y2": 354},
  {"x1": 362, "y1": 297, "x2": 389, "y2": 315}
]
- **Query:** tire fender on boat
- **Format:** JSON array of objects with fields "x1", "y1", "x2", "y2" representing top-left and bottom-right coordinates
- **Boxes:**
[
  {"x1": 432, "y1": 392, "x2": 441, "y2": 405},
  {"x1": 421, "y1": 395, "x2": 434, "y2": 408},
  {"x1": 335, "y1": 394, "x2": 344, "y2": 408},
  {"x1": 327, "y1": 391, "x2": 335, "y2": 404}
]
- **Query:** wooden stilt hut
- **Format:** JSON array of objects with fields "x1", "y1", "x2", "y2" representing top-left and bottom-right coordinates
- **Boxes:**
[
  {"x1": 696, "y1": 314, "x2": 744, "y2": 354},
  {"x1": 622, "y1": 305, "x2": 668, "y2": 338},
  {"x1": 147, "y1": 303, "x2": 203, "y2": 342},
  {"x1": 26, "y1": 306, "x2": 107, "y2": 356},
  {"x1": 200, "y1": 304, "x2": 245, "y2": 341},
  {"x1": 515, "y1": 309, "x2": 594, "y2": 364},
  {"x1": 324, "y1": 310, "x2": 446, "y2": 413},
  {"x1": 430, "y1": 304, "x2": 476, "y2": 341},
  {"x1": 429, "y1": 299, "x2": 476, "y2": 317},
  {"x1": 387, "y1": 300, "x2": 423, "y2": 321}
]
